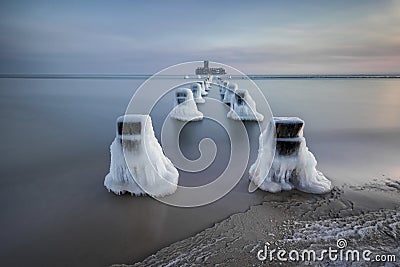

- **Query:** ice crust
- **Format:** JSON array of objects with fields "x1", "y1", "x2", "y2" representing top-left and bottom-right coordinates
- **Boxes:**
[
  {"x1": 170, "y1": 88, "x2": 203, "y2": 121},
  {"x1": 227, "y1": 89, "x2": 264, "y2": 121},
  {"x1": 249, "y1": 118, "x2": 331, "y2": 194},
  {"x1": 104, "y1": 114, "x2": 179, "y2": 196}
]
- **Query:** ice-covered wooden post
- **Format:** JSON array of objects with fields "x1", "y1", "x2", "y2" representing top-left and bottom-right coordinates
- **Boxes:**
[
  {"x1": 227, "y1": 89, "x2": 264, "y2": 121},
  {"x1": 104, "y1": 114, "x2": 179, "y2": 196},
  {"x1": 196, "y1": 81, "x2": 208, "y2": 96},
  {"x1": 219, "y1": 80, "x2": 229, "y2": 101},
  {"x1": 275, "y1": 117, "x2": 303, "y2": 156},
  {"x1": 191, "y1": 83, "x2": 205, "y2": 104},
  {"x1": 222, "y1": 82, "x2": 237, "y2": 106},
  {"x1": 170, "y1": 88, "x2": 203, "y2": 121},
  {"x1": 249, "y1": 117, "x2": 331, "y2": 194}
]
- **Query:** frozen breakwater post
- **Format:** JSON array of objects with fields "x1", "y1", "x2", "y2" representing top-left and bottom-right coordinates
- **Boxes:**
[
  {"x1": 219, "y1": 80, "x2": 230, "y2": 100},
  {"x1": 190, "y1": 83, "x2": 205, "y2": 104},
  {"x1": 222, "y1": 82, "x2": 237, "y2": 106},
  {"x1": 275, "y1": 118, "x2": 303, "y2": 157},
  {"x1": 197, "y1": 81, "x2": 208, "y2": 96},
  {"x1": 250, "y1": 117, "x2": 332, "y2": 194},
  {"x1": 227, "y1": 89, "x2": 264, "y2": 122},
  {"x1": 170, "y1": 88, "x2": 203, "y2": 122},
  {"x1": 104, "y1": 115, "x2": 179, "y2": 197}
]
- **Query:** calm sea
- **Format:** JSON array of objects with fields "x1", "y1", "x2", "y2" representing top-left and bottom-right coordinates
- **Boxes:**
[{"x1": 0, "y1": 77, "x2": 399, "y2": 266}]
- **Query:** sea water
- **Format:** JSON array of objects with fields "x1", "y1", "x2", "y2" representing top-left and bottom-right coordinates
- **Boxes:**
[{"x1": 0, "y1": 77, "x2": 399, "y2": 266}]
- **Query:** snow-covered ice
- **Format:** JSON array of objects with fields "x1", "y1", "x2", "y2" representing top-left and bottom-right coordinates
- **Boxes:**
[
  {"x1": 104, "y1": 114, "x2": 179, "y2": 196},
  {"x1": 227, "y1": 89, "x2": 264, "y2": 121},
  {"x1": 170, "y1": 88, "x2": 203, "y2": 121},
  {"x1": 190, "y1": 83, "x2": 205, "y2": 104},
  {"x1": 249, "y1": 117, "x2": 331, "y2": 194}
]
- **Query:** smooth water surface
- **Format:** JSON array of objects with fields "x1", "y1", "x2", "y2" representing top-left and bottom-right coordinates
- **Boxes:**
[{"x1": 0, "y1": 77, "x2": 399, "y2": 266}]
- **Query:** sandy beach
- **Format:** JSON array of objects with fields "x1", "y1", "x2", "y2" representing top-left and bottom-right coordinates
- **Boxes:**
[{"x1": 122, "y1": 179, "x2": 400, "y2": 266}]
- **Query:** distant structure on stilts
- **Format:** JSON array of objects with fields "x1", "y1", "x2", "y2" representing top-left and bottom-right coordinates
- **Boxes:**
[{"x1": 195, "y1": 61, "x2": 226, "y2": 75}]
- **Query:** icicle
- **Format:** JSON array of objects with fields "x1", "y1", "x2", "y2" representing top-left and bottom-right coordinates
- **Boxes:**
[{"x1": 250, "y1": 117, "x2": 331, "y2": 194}]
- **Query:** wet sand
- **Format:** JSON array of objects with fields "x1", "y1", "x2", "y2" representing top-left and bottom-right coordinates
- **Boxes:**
[{"x1": 123, "y1": 180, "x2": 400, "y2": 266}]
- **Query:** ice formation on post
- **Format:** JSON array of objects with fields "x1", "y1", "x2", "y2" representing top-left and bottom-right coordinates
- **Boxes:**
[
  {"x1": 170, "y1": 88, "x2": 203, "y2": 121},
  {"x1": 222, "y1": 82, "x2": 237, "y2": 106},
  {"x1": 190, "y1": 83, "x2": 205, "y2": 104},
  {"x1": 219, "y1": 80, "x2": 229, "y2": 100},
  {"x1": 104, "y1": 115, "x2": 179, "y2": 196},
  {"x1": 227, "y1": 89, "x2": 264, "y2": 121},
  {"x1": 196, "y1": 81, "x2": 208, "y2": 96},
  {"x1": 249, "y1": 117, "x2": 332, "y2": 194},
  {"x1": 204, "y1": 76, "x2": 212, "y2": 91}
]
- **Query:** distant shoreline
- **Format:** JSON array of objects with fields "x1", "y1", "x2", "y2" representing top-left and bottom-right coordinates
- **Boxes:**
[{"x1": 1, "y1": 74, "x2": 400, "y2": 80}]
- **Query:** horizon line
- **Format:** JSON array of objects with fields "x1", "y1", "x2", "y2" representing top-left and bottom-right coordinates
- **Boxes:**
[{"x1": 1, "y1": 73, "x2": 400, "y2": 79}]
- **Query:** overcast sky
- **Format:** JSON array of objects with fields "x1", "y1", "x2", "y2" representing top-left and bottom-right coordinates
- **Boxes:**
[{"x1": 1, "y1": 0, "x2": 399, "y2": 74}]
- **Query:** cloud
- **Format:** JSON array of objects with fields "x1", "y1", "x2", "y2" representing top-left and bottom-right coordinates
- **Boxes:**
[{"x1": 0, "y1": 1, "x2": 399, "y2": 73}]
